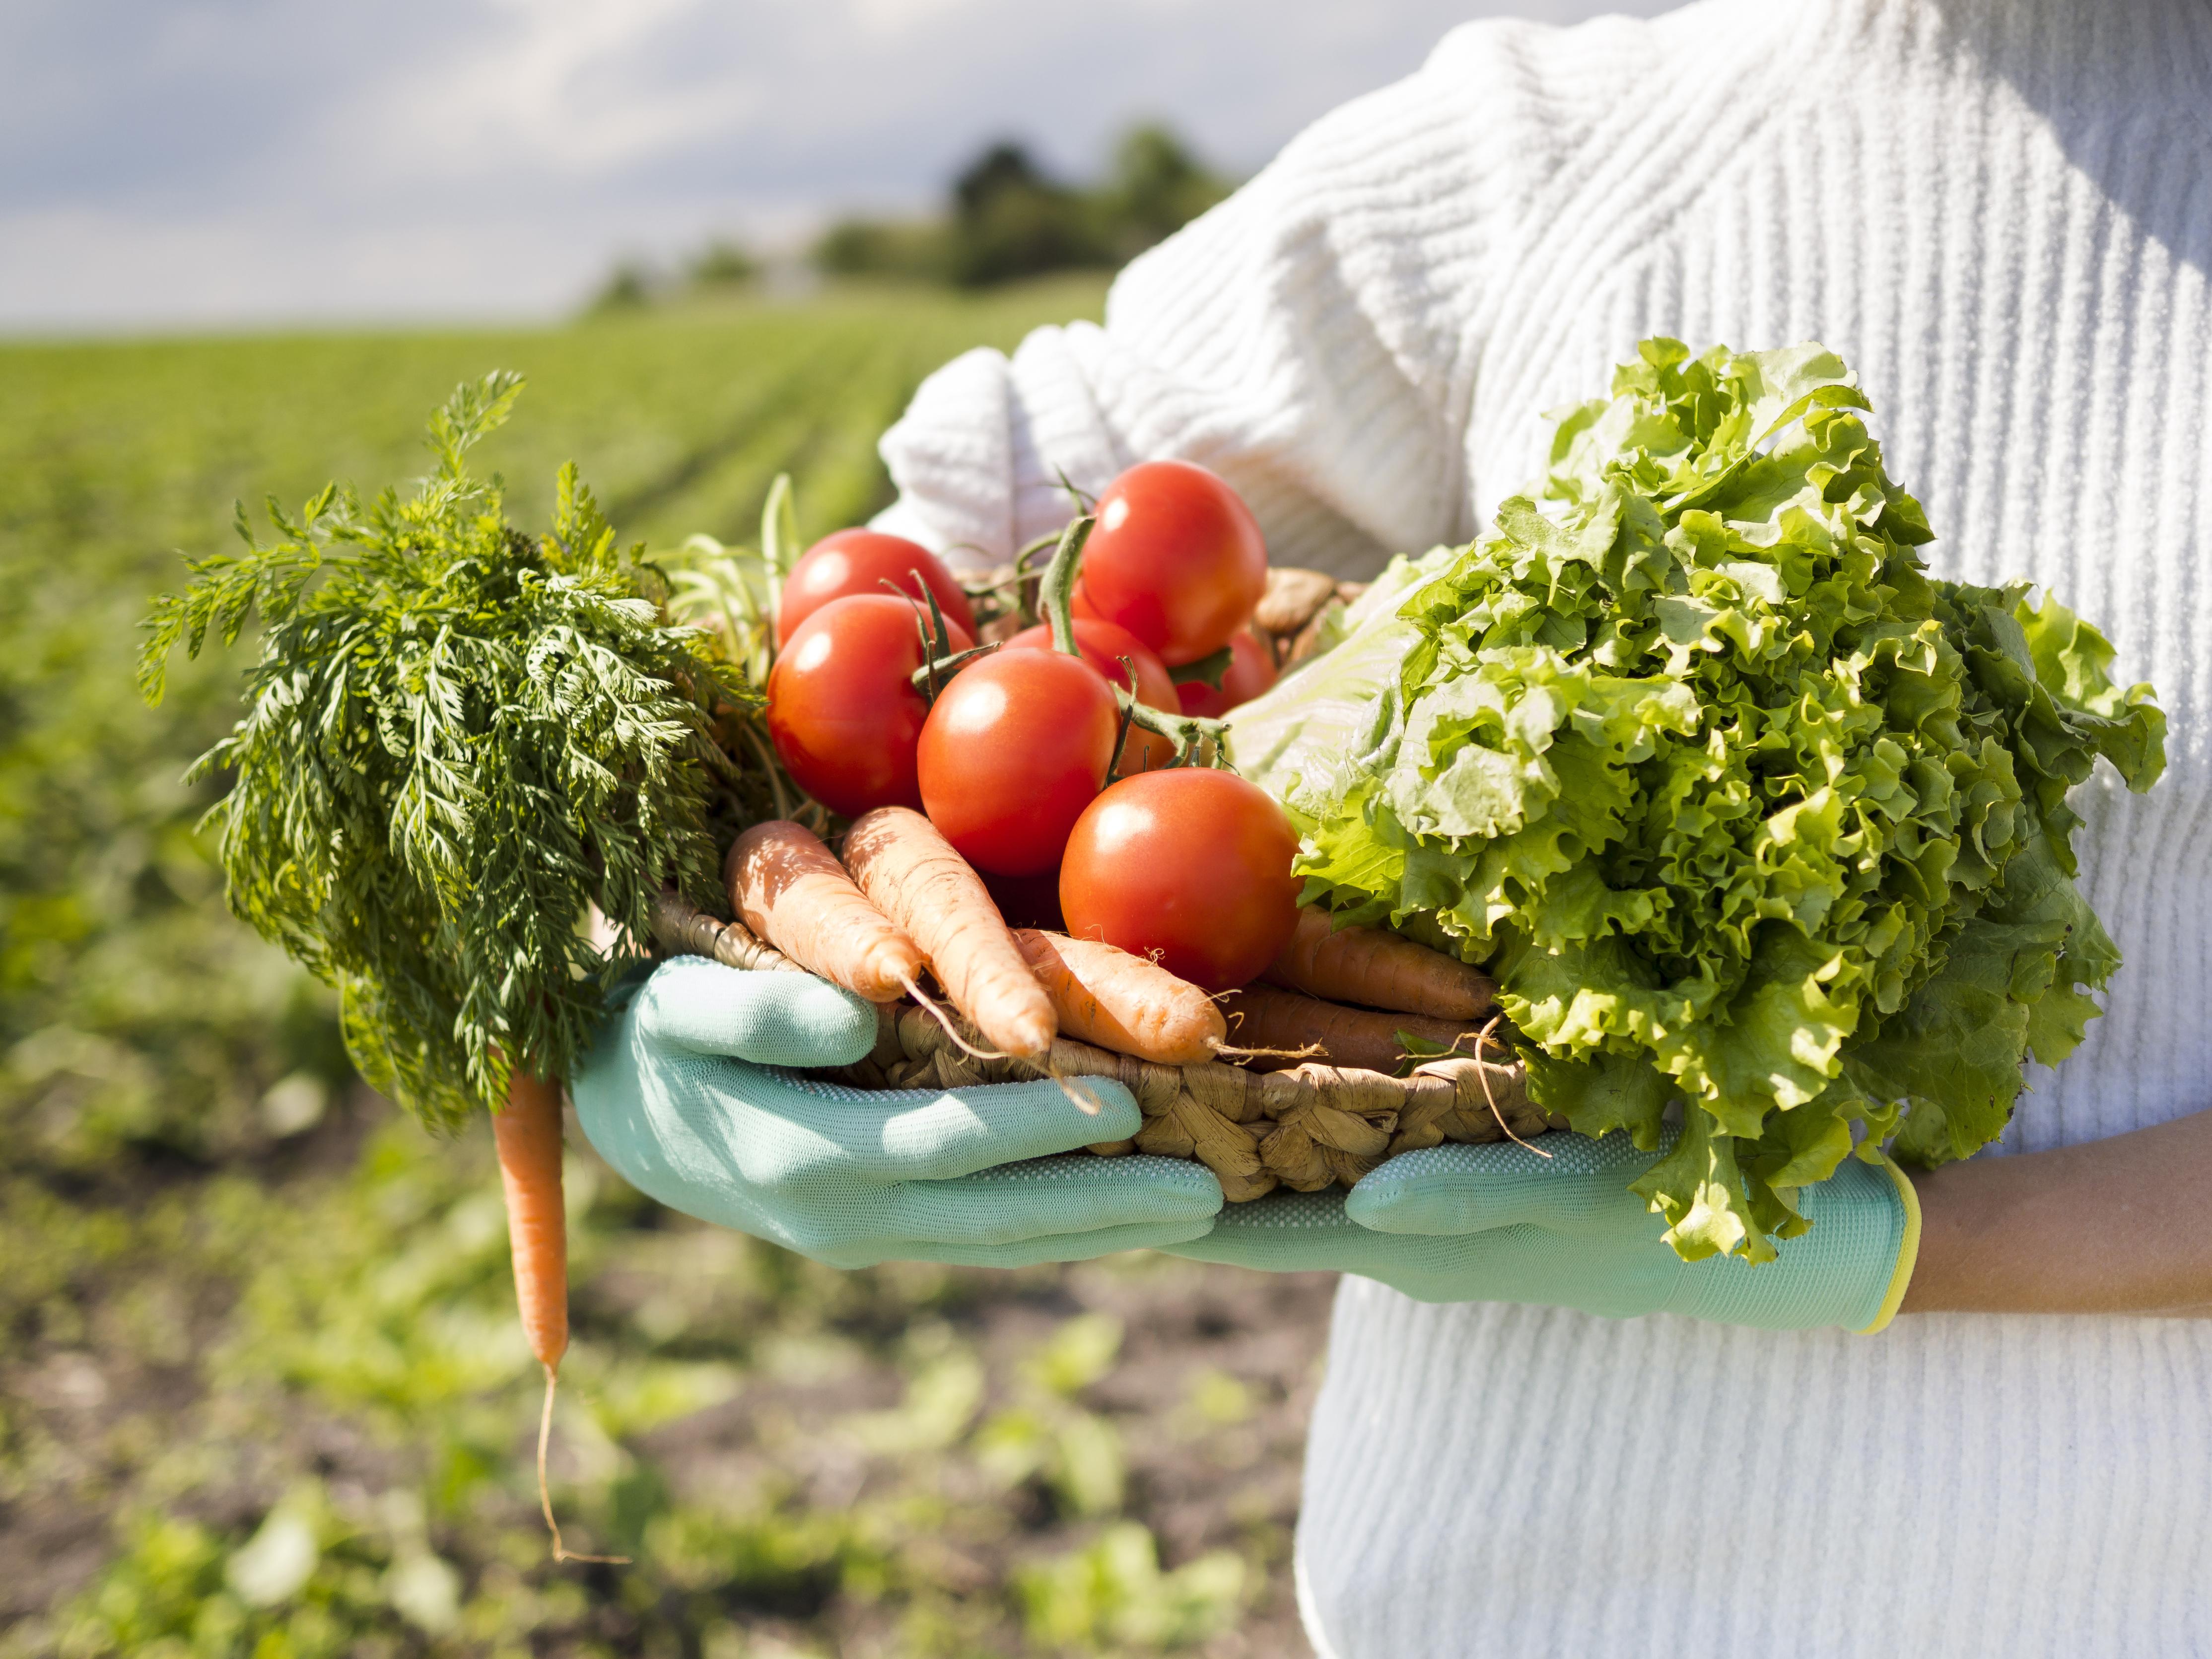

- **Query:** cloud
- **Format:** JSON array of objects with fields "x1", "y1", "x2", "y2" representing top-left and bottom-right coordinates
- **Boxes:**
[
  {"x1": 359, "y1": 0, "x2": 764, "y2": 180},
  {"x1": 0, "y1": 0, "x2": 1674, "y2": 330}
]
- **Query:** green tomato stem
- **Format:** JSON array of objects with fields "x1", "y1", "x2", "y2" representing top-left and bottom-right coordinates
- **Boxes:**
[
  {"x1": 1112, "y1": 686, "x2": 1234, "y2": 770},
  {"x1": 908, "y1": 641, "x2": 1000, "y2": 701},
  {"x1": 1038, "y1": 515, "x2": 1095, "y2": 657},
  {"x1": 761, "y1": 472, "x2": 797, "y2": 643}
]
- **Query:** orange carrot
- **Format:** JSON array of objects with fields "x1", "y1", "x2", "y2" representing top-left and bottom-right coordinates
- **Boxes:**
[
  {"x1": 1263, "y1": 907, "x2": 1496, "y2": 1021},
  {"x1": 1015, "y1": 928, "x2": 1227, "y2": 1065},
  {"x1": 842, "y1": 807, "x2": 1056, "y2": 1059},
  {"x1": 495, "y1": 1069, "x2": 624, "y2": 1566},
  {"x1": 1221, "y1": 984, "x2": 1488, "y2": 1075},
  {"x1": 496, "y1": 1070, "x2": 569, "y2": 1371},
  {"x1": 727, "y1": 820, "x2": 924, "y2": 1002}
]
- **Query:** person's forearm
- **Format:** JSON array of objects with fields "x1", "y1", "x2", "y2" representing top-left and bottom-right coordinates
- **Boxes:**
[{"x1": 1899, "y1": 1107, "x2": 2212, "y2": 1315}]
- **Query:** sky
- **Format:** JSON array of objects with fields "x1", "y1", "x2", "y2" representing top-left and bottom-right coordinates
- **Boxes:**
[{"x1": 0, "y1": 0, "x2": 1673, "y2": 333}]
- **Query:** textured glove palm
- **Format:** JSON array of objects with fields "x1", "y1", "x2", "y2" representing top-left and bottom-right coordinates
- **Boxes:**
[
  {"x1": 572, "y1": 956, "x2": 1223, "y2": 1268},
  {"x1": 1166, "y1": 1132, "x2": 1918, "y2": 1332}
]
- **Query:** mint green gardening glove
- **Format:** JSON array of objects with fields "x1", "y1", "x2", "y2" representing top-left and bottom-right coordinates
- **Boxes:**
[
  {"x1": 573, "y1": 956, "x2": 1223, "y2": 1268},
  {"x1": 1164, "y1": 1132, "x2": 1921, "y2": 1333}
]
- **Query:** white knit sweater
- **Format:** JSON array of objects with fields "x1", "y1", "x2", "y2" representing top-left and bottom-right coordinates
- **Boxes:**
[{"x1": 873, "y1": 0, "x2": 2212, "y2": 1652}]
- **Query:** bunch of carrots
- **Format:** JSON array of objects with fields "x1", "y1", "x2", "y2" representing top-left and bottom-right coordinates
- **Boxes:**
[{"x1": 711, "y1": 808, "x2": 1501, "y2": 1081}]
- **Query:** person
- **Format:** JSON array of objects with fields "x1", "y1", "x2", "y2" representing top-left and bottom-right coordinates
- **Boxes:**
[{"x1": 574, "y1": 0, "x2": 2212, "y2": 1651}]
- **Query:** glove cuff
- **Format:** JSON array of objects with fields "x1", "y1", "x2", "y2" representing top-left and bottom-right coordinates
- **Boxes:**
[
  {"x1": 1672, "y1": 1152, "x2": 1918, "y2": 1331},
  {"x1": 1851, "y1": 1154, "x2": 1922, "y2": 1334}
]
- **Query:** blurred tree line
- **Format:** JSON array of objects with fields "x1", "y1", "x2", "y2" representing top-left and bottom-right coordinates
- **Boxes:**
[
  {"x1": 595, "y1": 124, "x2": 1230, "y2": 310},
  {"x1": 817, "y1": 125, "x2": 1232, "y2": 287}
]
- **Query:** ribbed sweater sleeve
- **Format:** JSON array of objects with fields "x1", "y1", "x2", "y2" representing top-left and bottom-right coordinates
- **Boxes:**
[{"x1": 874, "y1": 17, "x2": 1592, "y2": 576}]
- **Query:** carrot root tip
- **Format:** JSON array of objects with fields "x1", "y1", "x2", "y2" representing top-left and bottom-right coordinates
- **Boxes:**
[
  {"x1": 1043, "y1": 1060, "x2": 1103, "y2": 1117},
  {"x1": 536, "y1": 1361, "x2": 631, "y2": 1568},
  {"x1": 1471, "y1": 1017, "x2": 1550, "y2": 1159},
  {"x1": 1207, "y1": 1037, "x2": 1324, "y2": 1063},
  {"x1": 902, "y1": 975, "x2": 1014, "y2": 1062}
]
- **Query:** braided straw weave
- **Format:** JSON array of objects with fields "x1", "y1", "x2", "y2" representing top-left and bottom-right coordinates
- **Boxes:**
[{"x1": 825, "y1": 1002, "x2": 1562, "y2": 1203}]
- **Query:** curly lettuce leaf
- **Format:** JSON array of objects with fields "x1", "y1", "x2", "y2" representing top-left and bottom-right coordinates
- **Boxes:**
[
  {"x1": 1226, "y1": 546, "x2": 1454, "y2": 817},
  {"x1": 1284, "y1": 339, "x2": 2163, "y2": 1258}
]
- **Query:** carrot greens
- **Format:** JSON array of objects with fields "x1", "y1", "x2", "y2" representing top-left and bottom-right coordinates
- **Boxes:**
[{"x1": 138, "y1": 372, "x2": 767, "y2": 1130}]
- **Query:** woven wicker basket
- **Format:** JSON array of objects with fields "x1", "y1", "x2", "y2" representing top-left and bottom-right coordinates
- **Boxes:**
[
  {"x1": 826, "y1": 1001, "x2": 1562, "y2": 1203},
  {"x1": 651, "y1": 896, "x2": 1564, "y2": 1199}
]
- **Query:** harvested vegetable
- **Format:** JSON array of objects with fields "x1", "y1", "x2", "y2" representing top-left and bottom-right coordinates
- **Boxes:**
[
  {"x1": 917, "y1": 644, "x2": 1121, "y2": 875},
  {"x1": 1003, "y1": 615, "x2": 1179, "y2": 773},
  {"x1": 138, "y1": 372, "x2": 762, "y2": 1557},
  {"x1": 843, "y1": 806, "x2": 1057, "y2": 1059},
  {"x1": 1075, "y1": 458, "x2": 1269, "y2": 665},
  {"x1": 1221, "y1": 985, "x2": 1488, "y2": 1075},
  {"x1": 137, "y1": 371, "x2": 760, "y2": 1113},
  {"x1": 1226, "y1": 548, "x2": 1452, "y2": 787},
  {"x1": 918, "y1": 512, "x2": 1233, "y2": 876},
  {"x1": 776, "y1": 526, "x2": 976, "y2": 646},
  {"x1": 1014, "y1": 928, "x2": 1228, "y2": 1064},
  {"x1": 727, "y1": 819, "x2": 922, "y2": 1002},
  {"x1": 767, "y1": 592, "x2": 972, "y2": 818},
  {"x1": 1264, "y1": 904, "x2": 1496, "y2": 1020},
  {"x1": 1060, "y1": 768, "x2": 1302, "y2": 991},
  {"x1": 1266, "y1": 339, "x2": 2165, "y2": 1259},
  {"x1": 494, "y1": 1070, "x2": 621, "y2": 1562},
  {"x1": 494, "y1": 1071, "x2": 570, "y2": 1370}
]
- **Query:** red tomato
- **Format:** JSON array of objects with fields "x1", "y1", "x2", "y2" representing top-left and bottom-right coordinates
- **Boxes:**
[
  {"x1": 917, "y1": 650, "x2": 1121, "y2": 876},
  {"x1": 776, "y1": 529, "x2": 976, "y2": 648},
  {"x1": 1175, "y1": 627, "x2": 1279, "y2": 719},
  {"x1": 1059, "y1": 769, "x2": 1301, "y2": 990},
  {"x1": 1074, "y1": 460, "x2": 1267, "y2": 666},
  {"x1": 1003, "y1": 617, "x2": 1179, "y2": 775},
  {"x1": 766, "y1": 594, "x2": 971, "y2": 819}
]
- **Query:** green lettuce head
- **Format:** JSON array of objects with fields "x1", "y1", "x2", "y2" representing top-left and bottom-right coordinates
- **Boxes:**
[{"x1": 1289, "y1": 339, "x2": 2164, "y2": 1260}]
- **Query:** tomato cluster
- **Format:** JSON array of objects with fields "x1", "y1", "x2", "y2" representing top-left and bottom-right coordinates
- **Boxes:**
[{"x1": 763, "y1": 460, "x2": 1300, "y2": 987}]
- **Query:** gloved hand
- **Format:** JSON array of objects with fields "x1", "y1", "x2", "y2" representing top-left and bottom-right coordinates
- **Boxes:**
[
  {"x1": 572, "y1": 956, "x2": 1223, "y2": 1268},
  {"x1": 1164, "y1": 1131, "x2": 1921, "y2": 1332}
]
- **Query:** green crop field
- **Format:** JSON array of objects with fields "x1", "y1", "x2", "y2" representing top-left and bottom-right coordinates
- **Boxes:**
[{"x1": 0, "y1": 280, "x2": 1329, "y2": 1659}]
